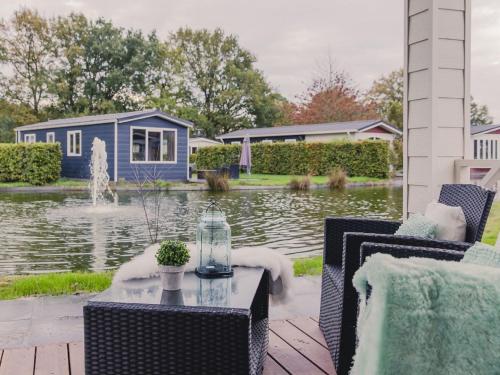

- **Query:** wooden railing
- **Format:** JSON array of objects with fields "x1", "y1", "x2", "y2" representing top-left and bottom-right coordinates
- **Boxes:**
[{"x1": 454, "y1": 159, "x2": 500, "y2": 190}]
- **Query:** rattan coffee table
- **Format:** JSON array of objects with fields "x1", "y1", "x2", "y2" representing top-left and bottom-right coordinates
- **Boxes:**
[{"x1": 84, "y1": 267, "x2": 269, "y2": 375}]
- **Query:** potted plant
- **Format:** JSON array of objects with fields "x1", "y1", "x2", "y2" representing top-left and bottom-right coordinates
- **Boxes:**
[{"x1": 156, "y1": 240, "x2": 191, "y2": 290}]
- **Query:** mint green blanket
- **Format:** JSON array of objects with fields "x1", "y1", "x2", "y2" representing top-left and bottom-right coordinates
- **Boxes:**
[{"x1": 351, "y1": 254, "x2": 500, "y2": 375}]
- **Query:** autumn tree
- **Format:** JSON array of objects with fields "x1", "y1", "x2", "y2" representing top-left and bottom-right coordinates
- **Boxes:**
[
  {"x1": 288, "y1": 60, "x2": 377, "y2": 125},
  {"x1": 367, "y1": 69, "x2": 404, "y2": 129},
  {"x1": 0, "y1": 9, "x2": 53, "y2": 115}
]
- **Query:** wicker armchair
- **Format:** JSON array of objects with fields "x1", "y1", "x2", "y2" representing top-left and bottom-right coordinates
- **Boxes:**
[{"x1": 319, "y1": 184, "x2": 495, "y2": 375}]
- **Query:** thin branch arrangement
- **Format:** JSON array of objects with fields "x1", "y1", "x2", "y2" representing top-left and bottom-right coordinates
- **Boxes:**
[{"x1": 132, "y1": 166, "x2": 166, "y2": 244}]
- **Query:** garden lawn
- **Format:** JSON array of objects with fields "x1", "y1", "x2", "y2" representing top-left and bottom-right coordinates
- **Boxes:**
[
  {"x1": 0, "y1": 272, "x2": 114, "y2": 300},
  {"x1": 481, "y1": 200, "x2": 500, "y2": 245},
  {"x1": 0, "y1": 257, "x2": 326, "y2": 300},
  {"x1": 231, "y1": 174, "x2": 387, "y2": 187},
  {"x1": 0, "y1": 178, "x2": 87, "y2": 188}
]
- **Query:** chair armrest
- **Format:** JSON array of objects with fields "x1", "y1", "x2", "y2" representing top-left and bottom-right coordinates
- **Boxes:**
[
  {"x1": 360, "y1": 242, "x2": 465, "y2": 265},
  {"x1": 341, "y1": 232, "x2": 470, "y2": 313},
  {"x1": 323, "y1": 217, "x2": 401, "y2": 266}
]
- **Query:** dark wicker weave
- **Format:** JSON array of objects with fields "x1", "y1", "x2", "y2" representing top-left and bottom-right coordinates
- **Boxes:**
[
  {"x1": 319, "y1": 184, "x2": 495, "y2": 375},
  {"x1": 84, "y1": 270, "x2": 269, "y2": 375}
]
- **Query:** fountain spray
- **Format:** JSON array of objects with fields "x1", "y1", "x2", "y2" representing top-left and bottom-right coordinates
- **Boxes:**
[{"x1": 89, "y1": 137, "x2": 118, "y2": 206}]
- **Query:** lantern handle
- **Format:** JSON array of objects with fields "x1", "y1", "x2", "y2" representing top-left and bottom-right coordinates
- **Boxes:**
[{"x1": 205, "y1": 200, "x2": 223, "y2": 214}]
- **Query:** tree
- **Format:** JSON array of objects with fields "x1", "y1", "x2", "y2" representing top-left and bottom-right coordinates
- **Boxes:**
[
  {"x1": 367, "y1": 69, "x2": 404, "y2": 129},
  {"x1": 289, "y1": 60, "x2": 377, "y2": 125},
  {"x1": 0, "y1": 9, "x2": 53, "y2": 115},
  {"x1": 50, "y1": 13, "x2": 89, "y2": 115},
  {"x1": 471, "y1": 97, "x2": 493, "y2": 125},
  {"x1": 0, "y1": 99, "x2": 38, "y2": 142},
  {"x1": 162, "y1": 28, "x2": 281, "y2": 137}
]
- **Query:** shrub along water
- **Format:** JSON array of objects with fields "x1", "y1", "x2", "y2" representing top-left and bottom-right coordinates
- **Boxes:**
[
  {"x1": 196, "y1": 140, "x2": 390, "y2": 178},
  {"x1": 289, "y1": 175, "x2": 311, "y2": 191},
  {"x1": 328, "y1": 167, "x2": 347, "y2": 190},
  {"x1": 0, "y1": 143, "x2": 62, "y2": 185},
  {"x1": 206, "y1": 172, "x2": 230, "y2": 192}
]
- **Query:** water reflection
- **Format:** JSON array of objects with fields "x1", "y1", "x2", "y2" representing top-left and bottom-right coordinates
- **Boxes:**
[{"x1": 0, "y1": 187, "x2": 402, "y2": 274}]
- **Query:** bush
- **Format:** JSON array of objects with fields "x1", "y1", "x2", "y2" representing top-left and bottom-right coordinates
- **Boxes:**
[
  {"x1": 390, "y1": 138, "x2": 403, "y2": 171},
  {"x1": 156, "y1": 240, "x2": 191, "y2": 266},
  {"x1": 0, "y1": 143, "x2": 62, "y2": 185},
  {"x1": 327, "y1": 167, "x2": 347, "y2": 190},
  {"x1": 289, "y1": 175, "x2": 311, "y2": 191},
  {"x1": 189, "y1": 153, "x2": 197, "y2": 164},
  {"x1": 196, "y1": 140, "x2": 390, "y2": 178},
  {"x1": 206, "y1": 172, "x2": 229, "y2": 192}
]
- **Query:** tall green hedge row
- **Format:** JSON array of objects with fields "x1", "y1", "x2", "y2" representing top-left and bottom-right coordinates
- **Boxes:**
[
  {"x1": 0, "y1": 143, "x2": 62, "y2": 185},
  {"x1": 196, "y1": 140, "x2": 390, "y2": 178}
]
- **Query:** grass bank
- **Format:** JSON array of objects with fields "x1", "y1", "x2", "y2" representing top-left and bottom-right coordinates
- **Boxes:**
[
  {"x1": 0, "y1": 272, "x2": 114, "y2": 300},
  {"x1": 0, "y1": 174, "x2": 388, "y2": 191},
  {"x1": 0, "y1": 256, "x2": 326, "y2": 300},
  {"x1": 231, "y1": 174, "x2": 387, "y2": 187},
  {"x1": 0, "y1": 177, "x2": 88, "y2": 188}
]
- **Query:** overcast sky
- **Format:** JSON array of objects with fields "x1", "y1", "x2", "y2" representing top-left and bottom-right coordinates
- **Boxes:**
[{"x1": 2, "y1": 0, "x2": 500, "y2": 121}]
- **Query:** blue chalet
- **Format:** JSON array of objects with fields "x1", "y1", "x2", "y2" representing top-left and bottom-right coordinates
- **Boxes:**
[{"x1": 14, "y1": 110, "x2": 192, "y2": 181}]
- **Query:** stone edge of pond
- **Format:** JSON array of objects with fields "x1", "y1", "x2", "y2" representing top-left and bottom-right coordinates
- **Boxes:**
[{"x1": 0, "y1": 178, "x2": 402, "y2": 193}]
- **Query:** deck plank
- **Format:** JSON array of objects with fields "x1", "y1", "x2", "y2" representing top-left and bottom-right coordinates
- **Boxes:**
[
  {"x1": 0, "y1": 347, "x2": 35, "y2": 375},
  {"x1": 288, "y1": 317, "x2": 328, "y2": 348},
  {"x1": 270, "y1": 320, "x2": 335, "y2": 375},
  {"x1": 68, "y1": 342, "x2": 85, "y2": 375},
  {"x1": 268, "y1": 331, "x2": 324, "y2": 374},
  {"x1": 34, "y1": 343, "x2": 69, "y2": 375},
  {"x1": 263, "y1": 355, "x2": 289, "y2": 375}
]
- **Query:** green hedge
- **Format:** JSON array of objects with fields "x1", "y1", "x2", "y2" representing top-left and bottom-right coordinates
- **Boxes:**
[
  {"x1": 196, "y1": 140, "x2": 390, "y2": 178},
  {"x1": 0, "y1": 143, "x2": 62, "y2": 185}
]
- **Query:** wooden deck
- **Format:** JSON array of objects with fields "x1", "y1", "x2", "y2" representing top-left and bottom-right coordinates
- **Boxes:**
[{"x1": 0, "y1": 317, "x2": 335, "y2": 375}]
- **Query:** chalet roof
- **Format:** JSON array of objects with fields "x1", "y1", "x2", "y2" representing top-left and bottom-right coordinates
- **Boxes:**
[
  {"x1": 217, "y1": 120, "x2": 401, "y2": 139},
  {"x1": 15, "y1": 109, "x2": 193, "y2": 131}
]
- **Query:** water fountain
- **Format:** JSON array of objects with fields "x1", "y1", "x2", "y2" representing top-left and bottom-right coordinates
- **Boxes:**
[{"x1": 89, "y1": 137, "x2": 118, "y2": 206}]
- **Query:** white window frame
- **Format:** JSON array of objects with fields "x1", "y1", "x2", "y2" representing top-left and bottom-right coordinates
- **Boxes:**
[
  {"x1": 262, "y1": 140, "x2": 273, "y2": 144},
  {"x1": 231, "y1": 141, "x2": 241, "y2": 145},
  {"x1": 46, "y1": 132, "x2": 55, "y2": 143},
  {"x1": 284, "y1": 138, "x2": 297, "y2": 143},
  {"x1": 67, "y1": 130, "x2": 82, "y2": 157},
  {"x1": 24, "y1": 134, "x2": 36, "y2": 143},
  {"x1": 130, "y1": 126, "x2": 178, "y2": 164}
]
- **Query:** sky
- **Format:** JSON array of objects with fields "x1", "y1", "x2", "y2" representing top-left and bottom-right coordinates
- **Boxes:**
[{"x1": 1, "y1": 0, "x2": 500, "y2": 121}]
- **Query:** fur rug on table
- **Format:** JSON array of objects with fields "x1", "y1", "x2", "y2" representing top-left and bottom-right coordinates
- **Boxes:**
[{"x1": 113, "y1": 243, "x2": 294, "y2": 304}]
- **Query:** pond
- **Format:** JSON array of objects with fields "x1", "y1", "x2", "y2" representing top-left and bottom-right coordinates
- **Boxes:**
[{"x1": 0, "y1": 186, "x2": 403, "y2": 275}]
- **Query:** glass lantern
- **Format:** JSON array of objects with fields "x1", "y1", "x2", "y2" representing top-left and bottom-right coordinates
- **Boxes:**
[
  {"x1": 195, "y1": 201, "x2": 233, "y2": 279},
  {"x1": 197, "y1": 278, "x2": 232, "y2": 307}
]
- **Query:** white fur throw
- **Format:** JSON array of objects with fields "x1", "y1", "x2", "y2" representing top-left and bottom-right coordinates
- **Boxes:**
[{"x1": 113, "y1": 243, "x2": 294, "y2": 304}]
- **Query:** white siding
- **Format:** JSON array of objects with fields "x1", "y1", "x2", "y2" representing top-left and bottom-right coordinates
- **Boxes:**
[{"x1": 404, "y1": 0, "x2": 471, "y2": 215}]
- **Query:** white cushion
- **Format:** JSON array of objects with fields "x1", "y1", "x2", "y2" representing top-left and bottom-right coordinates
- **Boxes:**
[{"x1": 425, "y1": 201, "x2": 466, "y2": 242}]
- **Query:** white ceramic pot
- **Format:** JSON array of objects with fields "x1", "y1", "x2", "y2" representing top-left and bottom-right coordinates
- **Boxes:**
[{"x1": 159, "y1": 265, "x2": 186, "y2": 291}]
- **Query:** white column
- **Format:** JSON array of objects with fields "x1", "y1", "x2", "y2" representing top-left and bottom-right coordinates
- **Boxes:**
[{"x1": 403, "y1": 0, "x2": 471, "y2": 217}]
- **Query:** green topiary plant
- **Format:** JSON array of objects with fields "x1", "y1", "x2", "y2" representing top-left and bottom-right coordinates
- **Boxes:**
[{"x1": 156, "y1": 240, "x2": 190, "y2": 267}]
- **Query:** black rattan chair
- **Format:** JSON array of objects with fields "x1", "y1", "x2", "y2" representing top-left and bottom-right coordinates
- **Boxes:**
[{"x1": 319, "y1": 184, "x2": 495, "y2": 375}]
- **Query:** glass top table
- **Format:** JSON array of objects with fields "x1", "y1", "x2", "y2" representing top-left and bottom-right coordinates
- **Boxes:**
[
  {"x1": 84, "y1": 266, "x2": 269, "y2": 375},
  {"x1": 91, "y1": 266, "x2": 265, "y2": 310}
]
